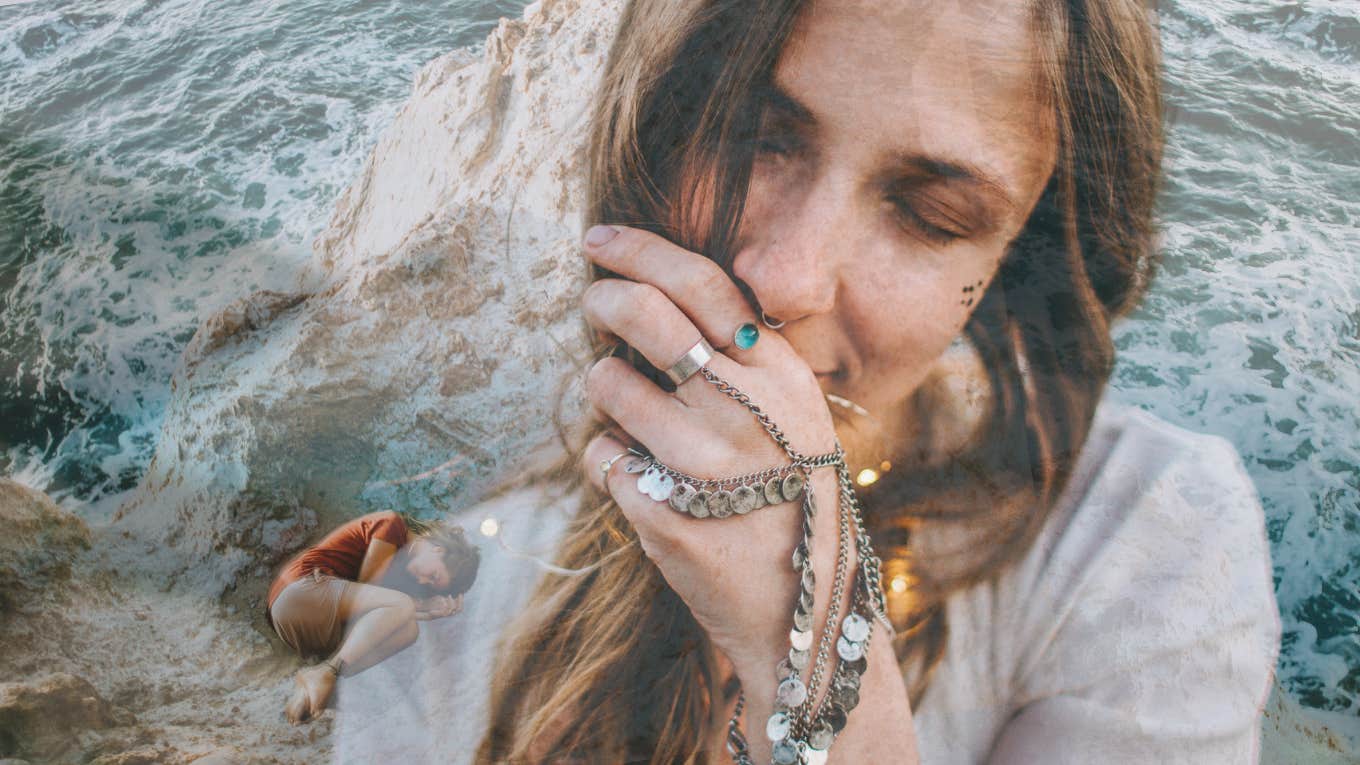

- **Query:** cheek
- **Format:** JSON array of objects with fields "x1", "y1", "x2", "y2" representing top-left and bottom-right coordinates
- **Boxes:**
[{"x1": 846, "y1": 251, "x2": 995, "y2": 390}]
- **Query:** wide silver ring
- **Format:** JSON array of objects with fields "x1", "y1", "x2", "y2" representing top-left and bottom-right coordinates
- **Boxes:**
[{"x1": 665, "y1": 337, "x2": 714, "y2": 386}]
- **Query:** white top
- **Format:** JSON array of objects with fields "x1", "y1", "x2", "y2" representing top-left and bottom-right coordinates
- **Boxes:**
[{"x1": 334, "y1": 400, "x2": 1282, "y2": 764}]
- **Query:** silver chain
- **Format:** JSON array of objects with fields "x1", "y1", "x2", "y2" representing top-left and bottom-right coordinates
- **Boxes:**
[
  {"x1": 697, "y1": 366, "x2": 878, "y2": 765},
  {"x1": 836, "y1": 460, "x2": 894, "y2": 634},
  {"x1": 629, "y1": 447, "x2": 845, "y2": 490},
  {"x1": 792, "y1": 474, "x2": 851, "y2": 741}
]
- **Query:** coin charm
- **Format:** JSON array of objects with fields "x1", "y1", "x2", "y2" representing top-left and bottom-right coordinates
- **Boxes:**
[
  {"x1": 772, "y1": 739, "x2": 799, "y2": 765},
  {"x1": 636, "y1": 467, "x2": 658, "y2": 497},
  {"x1": 789, "y1": 627, "x2": 813, "y2": 652},
  {"x1": 668, "y1": 482, "x2": 697, "y2": 513},
  {"x1": 781, "y1": 472, "x2": 805, "y2": 502},
  {"x1": 764, "y1": 476, "x2": 784, "y2": 505},
  {"x1": 709, "y1": 489, "x2": 733, "y2": 518},
  {"x1": 835, "y1": 684, "x2": 860, "y2": 711},
  {"x1": 731, "y1": 485, "x2": 759, "y2": 515},
  {"x1": 766, "y1": 711, "x2": 792, "y2": 741},
  {"x1": 808, "y1": 721, "x2": 834, "y2": 751},
  {"x1": 775, "y1": 675, "x2": 808, "y2": 708},
  {"x1": 836, "y1": 635, "x2": 864, "y2": 662},
  {"x1": 750, "y1": 482, "x2": 768, "y2": 509},
  {"x1": 842, "y1": 612, "x2": 870, "y2": 643},
  {"x1": 838, "y1": 666, "x2": 861, "y2": 691},
  {"x1": 648, "y1": 471, "x2": 674, "y2": 502},
  {"x1": 689, "y1": 490, "x2": 711, "y2": 519}
]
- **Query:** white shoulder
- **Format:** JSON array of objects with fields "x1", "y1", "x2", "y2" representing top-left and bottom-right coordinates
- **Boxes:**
[{"x1": 984, "y1": 401, "x2": 1281, "y2": 762}]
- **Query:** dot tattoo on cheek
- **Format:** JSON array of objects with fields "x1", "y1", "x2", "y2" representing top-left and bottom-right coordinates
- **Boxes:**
[{"x1": 959, "y1": 280, "x2": 983, "y2": 307}]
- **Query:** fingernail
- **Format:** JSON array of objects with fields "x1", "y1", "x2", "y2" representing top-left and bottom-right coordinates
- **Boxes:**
[{"x1": 585, "y1": 224, "x2": 619, "y2": 247}]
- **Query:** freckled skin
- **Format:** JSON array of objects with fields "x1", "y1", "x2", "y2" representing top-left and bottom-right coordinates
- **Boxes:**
[{"x1": 715, "y1": 0, "x2": 1057, "y2": 454}]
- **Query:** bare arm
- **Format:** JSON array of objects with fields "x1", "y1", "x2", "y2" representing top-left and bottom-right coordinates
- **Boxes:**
[{"x1": 356, "y1": 538, "x2": 399, "y2": 585}]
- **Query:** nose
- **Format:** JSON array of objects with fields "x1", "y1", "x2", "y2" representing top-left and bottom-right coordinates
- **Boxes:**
[{"x1": 731, "y1": 170, "x2": 855, "y2": 323}]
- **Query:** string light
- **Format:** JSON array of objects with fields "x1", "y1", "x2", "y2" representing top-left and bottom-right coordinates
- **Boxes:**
[{"x1": 477, "y1": 513, "x2": 636, "y2": 577}]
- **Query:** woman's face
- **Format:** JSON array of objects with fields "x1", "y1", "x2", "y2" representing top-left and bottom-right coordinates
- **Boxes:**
[
  {"x1": 404, "y1": 539, "x2": 452, "y2": 591},
  {"x1": 725, "y1": 0, "x2": 1056, "y2": 448}
]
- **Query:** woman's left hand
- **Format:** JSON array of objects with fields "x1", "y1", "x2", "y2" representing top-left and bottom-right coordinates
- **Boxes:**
[
  {"x1": 414, "y1": 594, "x2": 463, "y2": 621},
  {"x1": 579, "y1": 224, "x2": 848, "y2": 679}
]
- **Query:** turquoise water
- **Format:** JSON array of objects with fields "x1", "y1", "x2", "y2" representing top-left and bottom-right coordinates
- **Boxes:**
[{"x1": 2, "y1": 0, "x2": 1358, "y2": 722}]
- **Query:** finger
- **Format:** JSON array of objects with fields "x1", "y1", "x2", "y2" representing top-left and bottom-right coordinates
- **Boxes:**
[
  {"x1": 584, "y1": 431, "x2": 632, "y2": 494},
  {"x1": 584, "y1": 225, "x2": 766, "y2": 360},
  {"x1": 582, "y1": 278, "x2": 715, "y2": 385},
  {"x1": 586, "y1": 355, "x2": 701, "y2": 447}
]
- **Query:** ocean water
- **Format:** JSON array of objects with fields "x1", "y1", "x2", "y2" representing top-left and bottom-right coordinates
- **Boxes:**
[{"x1": 2, "y1": 0, "x2": 1357, "y2": 726}]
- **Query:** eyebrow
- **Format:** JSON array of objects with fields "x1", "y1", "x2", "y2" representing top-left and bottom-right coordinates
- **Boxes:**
[{"x1": 758, "y1": 80, "x2": 1021, "y2": 215}]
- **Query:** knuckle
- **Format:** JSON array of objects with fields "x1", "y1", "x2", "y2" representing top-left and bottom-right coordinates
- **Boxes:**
[
  {"x1": 623, "y1": 281, "x2": 666, "y2": 317},
  {"x1": 692, "y1": 260, "x2": 732, "y2": 296},
  {"x1": 585, "y1": 356, "x2": 625, "y2": 402},
  {"x1": 581, "y1": 278, "x2": 615, "y2": 310}
]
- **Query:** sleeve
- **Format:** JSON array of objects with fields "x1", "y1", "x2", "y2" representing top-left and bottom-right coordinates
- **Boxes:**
[
  {"x1": 369, "y1": 511, "x2": 409, "y2": 548},
  {"x1": 986, "y1": 434, "x2": 1282, "y2": 764}
]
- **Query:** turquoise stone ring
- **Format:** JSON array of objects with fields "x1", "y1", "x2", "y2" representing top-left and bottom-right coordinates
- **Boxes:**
[{"x1": 734, "y1": 322, "x2": 760, "y2": 350}]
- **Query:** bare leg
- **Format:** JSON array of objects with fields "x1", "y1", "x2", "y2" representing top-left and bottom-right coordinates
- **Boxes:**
[
  {"x1": 286, "y1": 583, "x2": 417, "y2": 724},
  {"x1": 331, "y1": 582, "x2": 418, "y2": 670},
  {"x1": 335, "y1": 611, "x2": 420, "y2": 675}
]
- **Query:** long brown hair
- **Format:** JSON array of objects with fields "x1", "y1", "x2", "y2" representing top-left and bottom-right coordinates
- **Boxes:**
[{"x1": 478, "y1": 0, "x2": 1164, "y2": 761}]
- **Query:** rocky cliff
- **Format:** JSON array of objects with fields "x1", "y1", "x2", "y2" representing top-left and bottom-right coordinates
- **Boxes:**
[
  {"x1": 109, "y1": 0, "x2": 620, "y2": 602},
  {"x1": 0, "y1": 0, "x2": 619, "y2": 761}
]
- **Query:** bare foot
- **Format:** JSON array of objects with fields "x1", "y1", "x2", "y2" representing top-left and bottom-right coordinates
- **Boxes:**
[{"x1": 284, "y1": 665, "x2": 337, "y2": 725}]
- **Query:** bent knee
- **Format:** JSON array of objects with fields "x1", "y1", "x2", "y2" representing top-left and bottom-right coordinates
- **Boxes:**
[{"x1": 400, "y1": 617, "x2": 419, "y2": 645}]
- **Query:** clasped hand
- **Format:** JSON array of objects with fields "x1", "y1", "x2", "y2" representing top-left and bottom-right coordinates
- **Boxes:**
[
  {"x1": 414, "y1": 594, "x2": 463, "y2": 621},
  {"x1": 580, "y1": 224, "x2": 847, "y2": 678}
]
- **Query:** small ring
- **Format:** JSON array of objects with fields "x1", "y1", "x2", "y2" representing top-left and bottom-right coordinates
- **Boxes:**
[
  {"x1": 733, "y1": 322, "x2": 760, "y2": 351},
  {"x1": 599, "y1": 451, "x2": 629, "y2": 480},
  {"x1": 665, "y1": 337, "x2": 714, "y2": 386},
  {"x1": 760, "y1": 310, "x2": 785, "y2": 329}
]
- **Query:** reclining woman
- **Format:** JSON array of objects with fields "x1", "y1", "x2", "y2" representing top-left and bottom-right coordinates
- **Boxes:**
[
  {"x1": 469, "y1": 0, "x2": 1281, "y2": 762},
  {"x1": 265, "y1": 510, "x2": 481, "y2": 724}
]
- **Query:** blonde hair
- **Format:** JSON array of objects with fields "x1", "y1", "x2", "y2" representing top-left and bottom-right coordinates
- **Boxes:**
[{"x1": 478, "y1": 0, "x2": 1164, "y2": 761}]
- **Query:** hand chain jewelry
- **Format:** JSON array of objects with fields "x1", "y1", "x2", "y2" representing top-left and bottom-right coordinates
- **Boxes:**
[
  {"x1": 687, "y1": 366, "x2": 888, "y2": 765},
  {"x1": 838, "y1": 458, "x2": 895, "y2": 635},
  {"x1": 625, "y1": 447, "x2": 843, "y2": 519}
]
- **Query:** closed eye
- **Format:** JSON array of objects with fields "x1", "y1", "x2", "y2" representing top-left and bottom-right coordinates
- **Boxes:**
[
  {"x1": 892, "y1": 199, "x2": 964, "y2": 246},
  {"x1": 755, "y1": 134, "x2": 800, "y2": 158}
]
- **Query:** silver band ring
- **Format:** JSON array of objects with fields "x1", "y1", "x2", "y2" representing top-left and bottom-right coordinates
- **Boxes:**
[
  {"x1": 665, "y1": 337, "x2": 714, "y2": 386},
  {"x1": 599, "y1": 451, "x2": 629, "y2": 480}
]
